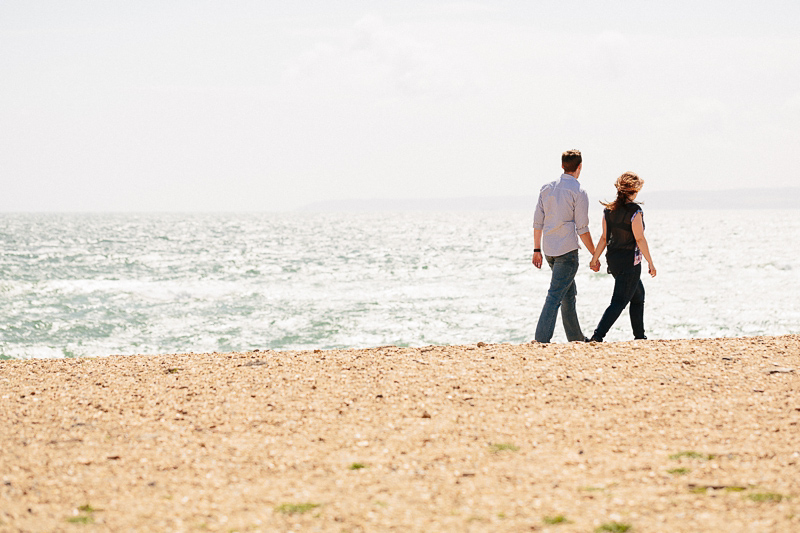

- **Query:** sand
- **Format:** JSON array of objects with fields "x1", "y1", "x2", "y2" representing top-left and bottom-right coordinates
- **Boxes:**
[{"x1": 1, "y1": 335, "x2": 799, "y2": 532}]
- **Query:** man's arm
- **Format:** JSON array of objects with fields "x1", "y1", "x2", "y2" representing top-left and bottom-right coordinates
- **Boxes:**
[
  {"x1": 532, "y1": 192, "x2": 545, "y2": 269},
  {"x1": 532, "y1": 228, "x2": 543, "y2": 268},
  {"x1": 579, "y1": 231, "x2": 595, "y2": 257},
  {"x1": 575, "y1": 190, "x2": 594, "y2": 255}
]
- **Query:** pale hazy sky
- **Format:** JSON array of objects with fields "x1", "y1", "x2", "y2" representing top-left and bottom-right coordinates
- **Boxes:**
[{"x1": 2, "y1": 1, "x2": 799, "y2": 212}]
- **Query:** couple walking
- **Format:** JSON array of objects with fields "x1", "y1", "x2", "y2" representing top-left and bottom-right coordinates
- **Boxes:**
[{"x1": 532, "y1": 149, "x2": 656, "y2": 343}]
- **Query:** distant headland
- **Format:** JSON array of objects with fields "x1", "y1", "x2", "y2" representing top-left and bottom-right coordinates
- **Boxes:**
[{"x1": 298, "y1": 187, "x2": 800, "y2": 212}]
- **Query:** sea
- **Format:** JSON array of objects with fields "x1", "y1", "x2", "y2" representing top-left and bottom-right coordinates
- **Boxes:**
[{"x1": 1, "y1": 210, "x2": 798, "y2": 359}]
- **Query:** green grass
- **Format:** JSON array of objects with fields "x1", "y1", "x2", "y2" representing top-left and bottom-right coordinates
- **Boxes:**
[
  {"x1": 691, "y1": 485, "x2": 748, "y2": 494},
  {"x1": 748, "y1": 492, "x2": 785, "y2": 503},
  {"x1": 667, "y1": 468, "x2": 690, "y2": 475},
  {"x1": 274, "y1": 503, "x2": 322, "y2": 515},
  {"x1": 349, "y1": 462, "x2": 367, "y2": 470},
  {"x1": 543, "y1": 514, "x2": 569, "y2": 524},
  {"x1": 66, "y1": 503, "x2": 97, "y2": 524},
  {"x1": 66, "y1": 515, "x2": 94, "y2": 524},
  {"x1": 669, "y1": 451, "x2": 715, "y2": 460},
  {"x1": 595, "y1": 522, "x2": 632, "y2": 532},
  {"x1": 489, "y1": 442, "x2": 519, "y2": 453}
]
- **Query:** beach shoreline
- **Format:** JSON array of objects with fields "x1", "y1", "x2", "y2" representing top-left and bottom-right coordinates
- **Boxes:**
[{"x1": 2, "y1": 335, "x2": 799, "y2": 532}]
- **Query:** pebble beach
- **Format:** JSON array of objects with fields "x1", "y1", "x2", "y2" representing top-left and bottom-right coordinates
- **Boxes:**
[{"x1": 2, "y1": 335, "x2": 799, "y2": 532}]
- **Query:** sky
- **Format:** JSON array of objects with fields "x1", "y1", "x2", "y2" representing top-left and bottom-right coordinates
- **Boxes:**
[{"x1": 2, "y1": 1, "x2": 799, "y2": 212}]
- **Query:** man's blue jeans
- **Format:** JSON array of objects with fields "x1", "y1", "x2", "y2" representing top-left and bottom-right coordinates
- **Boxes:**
[{"x1": 535, "y1": 249, "x2": 584, "y2": 343}]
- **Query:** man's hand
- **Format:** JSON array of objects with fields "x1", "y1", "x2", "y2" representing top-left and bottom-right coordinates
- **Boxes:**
[
  {"x1": 532, "y1": 251, "x2": 543, "y2": 269},
  {"x1": 590, "y1": 259, "x2": 601, "y2": 272}
]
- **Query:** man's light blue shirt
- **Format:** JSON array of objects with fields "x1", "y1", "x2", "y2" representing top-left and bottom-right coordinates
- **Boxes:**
[{"x1": 533, "y1": 174, "x2": 590, "y2": 257}]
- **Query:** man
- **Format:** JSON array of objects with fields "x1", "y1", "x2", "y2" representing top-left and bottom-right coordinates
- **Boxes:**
[{"x1": 532, "y1": 149, "x2": 596, "y2": 343}]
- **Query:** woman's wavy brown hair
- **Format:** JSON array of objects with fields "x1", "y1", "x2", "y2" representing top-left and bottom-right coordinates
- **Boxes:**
[{"x1": 601, "y1": 171, "x2": 644, "y2": 211}]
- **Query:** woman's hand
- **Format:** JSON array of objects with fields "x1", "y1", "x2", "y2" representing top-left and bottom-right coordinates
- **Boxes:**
[
  {"x1": 590, "y1": 258, "x2": 601, "y2": 272},
  {"x1": 648, "y1": 263, "x2": 657, "y2": 277}
]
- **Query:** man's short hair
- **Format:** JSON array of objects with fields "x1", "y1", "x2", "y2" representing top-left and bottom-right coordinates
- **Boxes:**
[{"x1": 562, "y1": 149, "x2": 582, "y2": 173}]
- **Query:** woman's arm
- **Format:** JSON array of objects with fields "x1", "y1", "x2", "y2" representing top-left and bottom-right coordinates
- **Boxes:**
[
  {"x1": 589, "y1": 217, "x2": 607, "y2": 271},
  {"x1": 631, "y1": 212, "x2": 656, "y2": 277}
]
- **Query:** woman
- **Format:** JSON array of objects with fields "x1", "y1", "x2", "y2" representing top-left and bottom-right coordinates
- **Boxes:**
[{"x1": 589, "y1": 172, "x2": 656, "y2": 342}]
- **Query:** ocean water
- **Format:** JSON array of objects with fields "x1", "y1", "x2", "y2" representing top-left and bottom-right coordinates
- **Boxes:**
[{"x1": 1, "y1": 210, "x2": 798, "y2": 359}]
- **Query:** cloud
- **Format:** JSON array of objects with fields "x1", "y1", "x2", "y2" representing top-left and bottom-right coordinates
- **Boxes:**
[
  {"x1": 283, "y1": 14, "x2": 465, "y2": 102},
  {"x1": 658, "y1": 97, "x2": 731, "y2": 138},
  {"x1": 785, "y1": 93, "x2": 800, "y2": 112},
  {"x1": 434, "y1": 2, "x2": 498, "y2": 17},
  {"x1": 589, "y1": 30, "x2": 631, "y2": 80}
]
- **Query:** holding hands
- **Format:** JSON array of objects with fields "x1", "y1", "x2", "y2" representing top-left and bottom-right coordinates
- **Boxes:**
[{"x1": 589, "y1": 258, "x2": 601, "y2": 272}]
